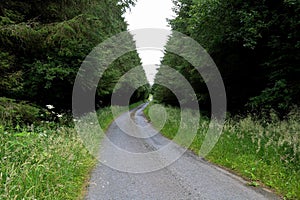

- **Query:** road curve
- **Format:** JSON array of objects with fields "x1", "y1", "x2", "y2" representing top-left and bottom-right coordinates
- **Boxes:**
[{"x1": 85, "y1": 104, "x2": 279, "y2": 200}]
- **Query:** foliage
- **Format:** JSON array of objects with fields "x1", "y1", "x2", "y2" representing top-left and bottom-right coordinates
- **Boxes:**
[
  {"x1": 0, "y1": 97, "x2": 41, "y2": 126},
  {"x1": 0, "y1": 0, "x2": 148, "y2": 110},
  {"x1": 154, "y1": 0, "x2": 300, "y2": 115}
]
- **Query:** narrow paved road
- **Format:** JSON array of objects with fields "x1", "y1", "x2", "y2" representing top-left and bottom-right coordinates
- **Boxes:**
[{"x1": 85, "y1": 104, "x2": 279, "y2": 200}]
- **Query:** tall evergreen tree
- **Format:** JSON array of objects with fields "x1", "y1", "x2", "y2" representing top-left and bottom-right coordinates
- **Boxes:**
[
  {"x1": 0, "y1": 0, "x2": 149, "y2": 110},
  {"x1": 154, "y1": 0, "x2": 299, "y2": 115}
]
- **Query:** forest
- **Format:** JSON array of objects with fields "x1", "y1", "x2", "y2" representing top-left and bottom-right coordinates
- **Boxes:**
[
  {"x1": 0, "y1": 0, "x2": 148, "y2": 112},
  {"x1": 153, "y1": 0, "x2": 299, "y2": 116}
]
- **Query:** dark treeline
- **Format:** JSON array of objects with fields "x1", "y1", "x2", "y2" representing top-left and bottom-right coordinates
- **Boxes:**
[
  {"x1": 0, "y1": 0, "x2": 149, "y2": 111},
  {"x1": 153, "y1": 0, "x2": 299, "y2": 116}
]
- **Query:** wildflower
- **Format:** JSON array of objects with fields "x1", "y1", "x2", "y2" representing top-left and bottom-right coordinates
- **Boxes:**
[
  {"x1": 57, "y1": 114, "x2": 63, "y2": 118},
  {"x1": 46, "y1": 105, "x2": 54, "y2": 110}
]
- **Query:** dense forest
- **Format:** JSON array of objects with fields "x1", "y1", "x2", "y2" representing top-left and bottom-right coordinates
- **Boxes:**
[
  {"x1": 0, "y1": 0, "x2": 148, "y2": 112},
  {"x1": 153, "y1": 0, "x2": 300, "y2": 116}
]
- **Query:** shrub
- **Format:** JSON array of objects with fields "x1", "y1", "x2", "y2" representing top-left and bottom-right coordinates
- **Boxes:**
[{"x1": 0, "y1": 97, "x2": 41, "y2": 126}]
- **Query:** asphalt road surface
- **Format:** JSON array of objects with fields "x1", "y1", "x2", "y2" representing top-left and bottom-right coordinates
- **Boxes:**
[{"x1": 85, "y1": 104, "x2": 279, "y2": 200}]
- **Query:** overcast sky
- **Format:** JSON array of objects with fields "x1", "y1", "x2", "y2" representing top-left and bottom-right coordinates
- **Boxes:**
[{"x1": 123, "y1": 0, "x2": 175, "y2": 85}]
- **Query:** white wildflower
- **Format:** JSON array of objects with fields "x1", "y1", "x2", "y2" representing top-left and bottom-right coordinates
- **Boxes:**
[
  {"x1": 57, "y1": 114, "x2": 63, "y2": 118},
  {"x1": 46, "y1": 105, "x2": 54, "y2": 109}
]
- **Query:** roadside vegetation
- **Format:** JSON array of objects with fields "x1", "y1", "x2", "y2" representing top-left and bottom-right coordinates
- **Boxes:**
[
  {"x1": 0, "y1": 97, "x2": 95, "y2": 199},
  {"x1": 144, "y1": 104, "x2": 300, "y2": 199},
  {"x1": 0, "y1": 96, "x2": 143, "y2": 199}
]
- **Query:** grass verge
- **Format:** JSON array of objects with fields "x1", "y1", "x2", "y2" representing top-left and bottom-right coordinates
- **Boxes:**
[
  {"x1": 0, "y1": 98, "x2": 144, "y2": 199},
  {"x1": 0, "y1": 122, "x2": 96, "y2": 200},
  {"x1": 144, "y1": 103, "x2": 300, "y2": 199}
]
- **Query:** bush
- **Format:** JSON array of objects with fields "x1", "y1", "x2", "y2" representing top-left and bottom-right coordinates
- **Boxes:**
[{"x1": 0, "y1": 97, "x2": 42, "y2": 126}]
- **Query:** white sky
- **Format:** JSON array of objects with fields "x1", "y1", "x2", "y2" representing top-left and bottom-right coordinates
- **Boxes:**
[{"x1": 123, "y1": 0, "x2": 175, "y2": 85}]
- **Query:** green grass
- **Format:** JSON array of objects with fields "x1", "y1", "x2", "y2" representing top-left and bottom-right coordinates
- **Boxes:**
[
  {"x1": 144, "y1": 103, "x2": 300, "y2": 199},
  {"x1": 0, "y1": 123, "x2": 96, "y2": 200},
  {"x1": 0, "y1": 98, "x2": 144, "y2": 200}
]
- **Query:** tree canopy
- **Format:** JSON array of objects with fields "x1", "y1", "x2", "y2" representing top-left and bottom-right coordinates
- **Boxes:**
[
  {"x1": 0, "y1": 0, "x2": 149, "y2": 111},
  {"x1": 153, "y1": 0, "x2": 300, "y2": 115}
]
